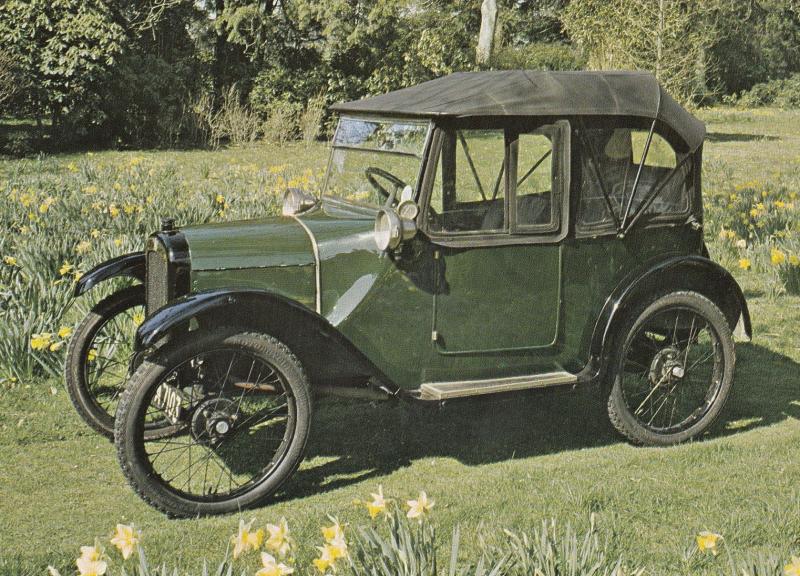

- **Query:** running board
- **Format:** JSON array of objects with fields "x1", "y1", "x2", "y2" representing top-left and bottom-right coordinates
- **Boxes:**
[{"x1": 419, "y1": 371, "x2": 578, "y2": 401}]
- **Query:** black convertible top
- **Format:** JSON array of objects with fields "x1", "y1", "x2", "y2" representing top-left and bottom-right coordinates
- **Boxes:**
[{"x1": 331, "y1": 70, "x2": 705, "y2": 150}]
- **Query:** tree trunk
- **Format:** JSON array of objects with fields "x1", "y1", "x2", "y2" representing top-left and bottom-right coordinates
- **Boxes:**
[
  {"x1": 212, "y1": 0, "x2": 226, "y2": 106},
  {"x1": 476, "y1": 0, "x2": 498, "y2": 66}
]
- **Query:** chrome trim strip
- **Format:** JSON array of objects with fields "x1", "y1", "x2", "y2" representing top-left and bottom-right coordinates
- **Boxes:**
[
  {"x1": 292, "y1": 215, "x2": 321, "y2": 313},
  {"x1": 419, "y1": 371, "x2": 577, "y2": 401}
]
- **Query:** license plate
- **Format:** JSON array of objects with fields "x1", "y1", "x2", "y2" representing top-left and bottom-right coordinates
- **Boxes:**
[{"x1": 152, "y1": 383, "x2": 185, "y2": 424}]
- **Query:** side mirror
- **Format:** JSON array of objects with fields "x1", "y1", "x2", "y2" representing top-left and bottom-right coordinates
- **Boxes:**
[{"x1": 374, "y1": 202, "x2": 418, "y2": 251}]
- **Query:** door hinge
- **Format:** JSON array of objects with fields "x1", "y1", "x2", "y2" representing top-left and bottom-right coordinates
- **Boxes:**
[{"x1": 431, "y1": 330, "x2": 439, "y2": 342}]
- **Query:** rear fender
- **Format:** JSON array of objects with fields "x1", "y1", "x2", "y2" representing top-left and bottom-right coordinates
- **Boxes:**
[
  {"x1": 590, "y1": 255, "x2": 751, "y2": 384},
  {"x1": 135, "y1": 289, "x2": 392, "y2": 390},
  {"x1": 73, "y1": 252, "x2": 145, "y2": 297}
]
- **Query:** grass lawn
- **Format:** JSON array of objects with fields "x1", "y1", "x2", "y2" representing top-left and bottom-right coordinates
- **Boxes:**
[{"x1": 1, "y1": 109, "x2": 799, "y2": 575}]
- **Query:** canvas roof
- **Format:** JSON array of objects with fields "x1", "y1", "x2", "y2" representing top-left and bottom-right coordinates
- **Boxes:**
[{"x1": 331, "y1": 70, "x2": 705, "y2": 150}]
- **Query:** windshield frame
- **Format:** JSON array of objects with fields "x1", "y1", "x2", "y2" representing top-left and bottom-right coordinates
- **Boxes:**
[{"x1": 322, "y1": 115, "x2": 434, "y2": 210}]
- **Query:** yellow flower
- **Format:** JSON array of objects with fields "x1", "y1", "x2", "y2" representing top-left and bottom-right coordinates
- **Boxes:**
[
  {"x1": 775, "y1": 200, "x2": 786, "y2": 208},
  {"x1": 771, "y1": 248, "x2": 787, "y2": 266},
  {"x1": 232, "y1": 518, "x2": 264, "y2": 559},
  {"x1": 39, "y1": 196, "x2": 55, "y2": 213},
  {"x1": 73, "y1": 271, "x2": 84, "y2": 282},
  {"x1": 749, "y1": 208, "x2": 759, "y2": 218},
  {"x1": 784, "y1": 555, "x2": 800, "y2": 576},
  {"x1": 265, "y1": 517, "x2": 292, "y2": 557},
  {"x1": 113, "y1": 182, "x2": 121, "y2": 191},
  {"x1": 366, "y1": 485, "x2": 387, "y2": 519},
  {"x1": 756, "y1": 202, "x2": 765, "y2": 211},
  {"x1": 738, "y1": 258, "x2": 751, "y2": 270},
  {"x1": 19, "y1": 192, "x2": 33, "y2": 206},
  {"x1": 59, "y1": 261, "x2": 74, "y2": 276},
  {"x1": 109, "y1": 205, "x2": 120, "y2": 218},
  {"x1": 312, "y1": 545, "x2": 337, "y2": 574},
  {"x1": 30, "y1": 333, "x2": 53, "y2": 351},
  {"x1": 76, "y1": 240, "x2": 92, "y2": 254},
  {"x1": 114, "y1": 237, "x2": 123, "y2": 247},
  {"x1": 76, "y1": 546, "x2": 107, "y2": 576},
  {"x1": 215, "y1": 194, "x2": 225, "y2": 205},
  {"x1": 67, "y1": 162, "x2": 79, "y2": 173},
  {"x1": 406, "y1": 491, "x2": 434, "y2": 520},
  {"x1": 58, "y1": 326, "x2": 72, "y2": 339},
  {"x1": 82, "y1": 185, "x2": 98, "y2": 195},
  {"x1": 790, "y1": 255, "x2": 800, "y2": 266},
  {"x1": 123, "y1": 204, "x2": 136, "y2": 215},
  {"x1": 696, "y1": 531, "x2": 723, "y2": 555},
  {"x1": 132, "y1": 312, "x2": 145, "y2": 327},
  {"x1": 49, "y1": 341, "x2": 64, "y2": 352},
  {"x1": 3, "y1": 255, "x2": 18, "y2": 266},
  {"x1": 321, "y1": 519, "x2": 347, "y2": 560},
  {"x1": 87, "y1": 349, "x2": 98, "y2": 362},
  {"x1": 255, "y1": 552, "x2": 294, "y2": 576},
  {"x1": 90, "y1": 229, "x2": 101, "y2": 239},
  {"x1": 110, "y1": 524, "x2": 140, "y2": 560}
]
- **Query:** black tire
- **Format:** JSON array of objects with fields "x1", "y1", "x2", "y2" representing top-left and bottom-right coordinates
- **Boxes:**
[
  {"x1": 65, "y1": 284, "x2": 145, "y2": 438},
  {"x1": 114, "y1": 329, "x2": 312, "y2": 517},
  {"x1": 607, "y1": 291, "x2": 735, "y2": 446}
]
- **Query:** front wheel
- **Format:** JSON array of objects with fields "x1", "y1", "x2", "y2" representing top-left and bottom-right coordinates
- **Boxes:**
[
  {"x1": 114, "y1": 329, "x2": 312, "y2": 517},
  {"x1": 607, "y1": 291, "x2": 735, "y2": 446}
]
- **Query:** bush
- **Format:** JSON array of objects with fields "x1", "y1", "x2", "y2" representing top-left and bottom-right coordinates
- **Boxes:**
[
  {"x1": 300, "y1": 94, "x2": 327, "y2": 144},
  {"x1": 262, "y1": 98, "x2": 302, "y2": 145},
  {"x1": 730, "y1": 73, "x2": 800, "y2": 108},
  {"x1": 490, "y1": 42, "x2": 585, "y2": 71},
  {"x1": 211, "y1": 86, "x2": 262, "y2": 146}
]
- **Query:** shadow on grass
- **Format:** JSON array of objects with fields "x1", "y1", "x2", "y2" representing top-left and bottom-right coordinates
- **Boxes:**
[
  {"x1": 282, "y1": 343, "x2": 799, "y2": 501},
  {"x1": 706, "y1": 132, "x2": 780, "y2": 143}
]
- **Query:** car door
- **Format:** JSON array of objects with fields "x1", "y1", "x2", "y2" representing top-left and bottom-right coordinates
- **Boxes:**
[{"x1": 421, "y1": 121, "x2": 570, "y2": 377}]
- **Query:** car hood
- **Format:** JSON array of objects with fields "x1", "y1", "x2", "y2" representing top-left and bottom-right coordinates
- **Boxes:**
[{"x1": 181, "y1": 201, "x2": 376, "y2": 272}]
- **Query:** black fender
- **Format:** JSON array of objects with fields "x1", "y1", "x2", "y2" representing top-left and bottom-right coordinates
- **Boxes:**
[
  {"x1": 135, "y1": 288, "x2": 394, "y2": 390},
  {"x1": 589, "y1": 254, "x2": 751, "y2": 383},
  {"x1": 73, "y1": 252, "x2": 145, "y2": 297}
]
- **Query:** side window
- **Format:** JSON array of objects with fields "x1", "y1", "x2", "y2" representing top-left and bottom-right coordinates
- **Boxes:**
[
  {"x1": 515, "y1": 129, "x2": 555, "y2": 229},
  {"x1": 428, "y1": 129, "x2": 506, "y2": 233},
  {"x1": 577, "y1": 126, "x2": 690, "y2": 230}
]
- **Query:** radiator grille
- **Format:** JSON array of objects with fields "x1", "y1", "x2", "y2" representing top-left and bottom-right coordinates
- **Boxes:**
[{"x1": 145, "y1": 243, "x2": 169, "y2": 316}]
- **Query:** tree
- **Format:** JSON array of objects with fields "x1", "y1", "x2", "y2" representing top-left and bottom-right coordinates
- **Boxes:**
[
  {"x1": 477, "y1": 0, "x2": 499, "y2": 65},
  {"x1": 0, "y1": 49, "x2": 19, "y2": 111},
  {"x1": 563, "y1": 0, "x2": 720, "y2": 103}
]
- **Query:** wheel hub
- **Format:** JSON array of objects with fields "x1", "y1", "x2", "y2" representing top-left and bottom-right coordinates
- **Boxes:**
[
  {"x1": 191, "y1": 398, "x2": 237, "y2": 444},
  {"x1": 649, "y1": 347, "x2": 684, "y2": 385}
]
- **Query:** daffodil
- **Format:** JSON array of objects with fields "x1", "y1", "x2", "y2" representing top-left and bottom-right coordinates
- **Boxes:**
[
  {"x1": 90, "y1": 229, "x2": 101, "y2": 239},
  {"x1": 366, "y1": 485, "x2": 387, "y2": 518},
  {"x1": 109, "y1": 205, "x2": 120, "y2": 218},
  {"x1": 49, "y1": 341, "x2": 64, "y2": 352},
  {"x1": 110, "y1": 523, "x2": 140, "y2": 560},
  {"x1": 133, "y1": 312, "x2": 145, "y2": 327},
  {"x1": 232, "y1": 518, "x2": 264, "y2": 559},
  {"x1": 738, "y1": 258, "x2": 751, "y2": 270},
  {"x1": 771, "y1": 248, "x2": 787, "y2": 266},
  {"x1": 406, "y1": 491, "x2": 434, "y2": 520},
  {"x1": 312, "y1": 544, "x2": 337, "y2": 573},
  {"x1": 3, "y1": 255, "x2": 18, "y2": 266},
  {"x1": 30, "y1": 333, "x2": 53, "y2": 351},
  {"x1": 87, "y1": 348, "x2": 98, "y2": 362},
  {"x1": 255, "y1": 552, "x2": 294, "y2": 576},
  {"x1": 696, "y1": 531, "x2": 723, "y2": 555},
  {"x1": 321, "y1": 518, "x2": 347, "y2": 560},
  {"x1": 39, "y1": 197, "x2": 55, "y2": 213},
  {"x1": 216, "y1": 194, "x2": 226, "y2": 205},
  {"x1": 75, "y1": 240, "x2": 92, "y2": 254},
  {"x1": 265, "y1": 517, "x2": 292, "y2": 557},
  {"x1": 790, "y1": 255, "x2": 800, "y2": 267},
  {"x1": 59, "y1": 261, "x2": 74, "y2": 276},
  {"x1": 784, "y1": 555, "x2": 800, "y2": 576},
  {"x1": 76, "y1": 546, "x2": 107, "y2": 576}
]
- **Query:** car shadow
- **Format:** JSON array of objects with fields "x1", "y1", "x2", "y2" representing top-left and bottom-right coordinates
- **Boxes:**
[
  {"x1": 705, "y1": 132, "x2": 780, "y2": 143},
  {"x1": 279, "y1": 343, "x2": 799, "y2": 502}
]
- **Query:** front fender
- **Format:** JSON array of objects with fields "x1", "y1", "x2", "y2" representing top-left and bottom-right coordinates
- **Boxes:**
[
  {"x1": 590, "y1": 255, "x2": 751, "y2": 377},
  {"x1": 74, "y1": 252, "x2": 145, "y2": 297},
  {"x1": 135, "y1": 287, "x2": 392, "y2": 390}
]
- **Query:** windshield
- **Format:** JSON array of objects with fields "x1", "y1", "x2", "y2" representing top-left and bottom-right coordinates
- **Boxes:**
[{"x1": 324, "y1": 117, "x2": 430, "y2": 207}]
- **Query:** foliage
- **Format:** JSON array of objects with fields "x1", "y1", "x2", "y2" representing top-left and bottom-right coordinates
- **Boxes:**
[
  {"x1": 727, "y1": 73, "x2": 800, "y2": 108},
  {"x1": 491, "y1": 42, "x2": 585, "y2": 71},
  {"x1": 563, "y1": 0, "x2": 716, "y2": 104},
  {"x1": 0, "y1": 0, "x2": 126, "y2": 135}
]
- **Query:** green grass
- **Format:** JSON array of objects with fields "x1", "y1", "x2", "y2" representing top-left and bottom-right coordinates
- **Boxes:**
[{"x1": 1, "y1": 110, "x2": 799, "y2": 575}]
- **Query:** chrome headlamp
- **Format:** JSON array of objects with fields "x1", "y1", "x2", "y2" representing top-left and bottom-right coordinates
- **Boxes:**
[
  {"x1": 282, "y1": 188, "x2": 317, "y2": 216},
  {"x1": 374, "y1": 202, "x2": 418, "y2": 252}
]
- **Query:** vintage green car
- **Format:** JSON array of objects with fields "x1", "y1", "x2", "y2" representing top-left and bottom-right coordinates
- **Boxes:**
[{"x1": 66, "y1": 71, "x2": 751, "y2": 517}]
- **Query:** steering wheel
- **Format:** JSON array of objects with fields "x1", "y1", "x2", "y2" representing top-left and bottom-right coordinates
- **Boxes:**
[{"x1": 364, "y1": 166, "x2": 408, "y2": 202}]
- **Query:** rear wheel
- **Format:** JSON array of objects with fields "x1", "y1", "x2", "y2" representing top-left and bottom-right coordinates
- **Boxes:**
[
  {"x1": 114, "y1": 329, "x2": 311, "y2": 517},
  {"x1": 65, "y1": 285, "x2": 144, "y2": 437},
  {"x1": 607, "y1": 291, "x2": 735, "y2": 446}
]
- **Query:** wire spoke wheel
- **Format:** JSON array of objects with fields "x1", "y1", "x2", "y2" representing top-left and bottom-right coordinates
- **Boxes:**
[
  {"x1": 607, "y1": 291, "x2": 735, "y2": 446},
  {"x1": 141, "y1": 350, "x2": 294, "y2": 500},
  {"x1": 66, "y1": 285, "x2": 145, "y2": 437},
  {"x1": 115, "y1": 330, "x2": 312, "y2": 517}
]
